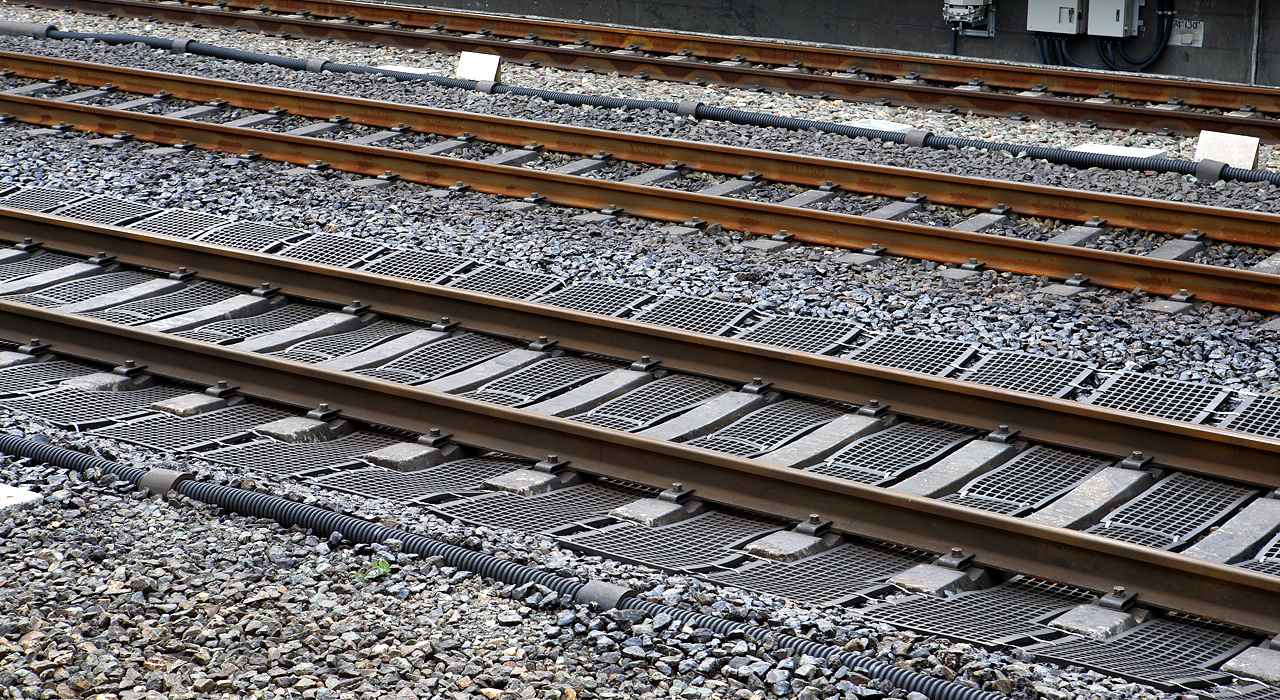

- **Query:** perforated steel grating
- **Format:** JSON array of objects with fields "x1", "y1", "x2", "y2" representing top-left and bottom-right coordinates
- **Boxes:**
[
  {"x1": 272, "y1": 320, "x2": 422, "y2": 364},
  {"x1": 196, "y1": 221, "x2": 306, "y2": 252},
  {"x1": 79, "y1": 281, "x2": 240, "y2": 326},
  {"x1": 446, "y1": 264, "x2": 563, "y2": 300},
  {"x1": 0, "y1": 187, "x2": 86, "y2": 212},
  {"x1": 862, "y1": 576, "x2": 1094, "y2": 646},
  {"x1": 432, "y1": 481, "x2": 655, "y2": 533},
  {"x1": 807, "y1": 420, "x2": 978, "y2": 486},
  {"x1": 1085, "y1": 372, "x2": 1231, "y2": 424},
  {"x1": 1026, "y1": 615, "x2": 1256, "y2": 689},
  {"x1": 91, "y1": 404, "x2": 292, "y2": 451},
  {"x1": 0, "y1": 360, "x2": 98, "y2": 397},
  {"x1": 1238, "y1": 532, "x2": 1280, "y2": 577},
  {"x1": 960, "y1": 351, "x2": 1096, "y2": 399},
  {"x1": 53, "y1": 196, "x2": 161, "y2": 226},
  {"x1": 686, "y1": 399, "x2": 844, "y2": 457},
  {"x1": 572, "y1": 374, "x2": 731, "y2": 432},
  {"x1": 461, "y1": 356, "x2": 618, "y2": 407},
  {"x1": 175, "y1": 304, "x2": 329, "y2": 345},
  {"x1": 310, "y1": 455, "x2": 527, "y2": 502},
  {"x1": 940, "y1": 445, "x2": 1114, "y2": 517},
  {"x1": 128, "y1": 209, "x2": 231, "y2": 239},
  {"x1": 359, "y1": 249, "x2": 473, "y2": 284},
  {"x1": 356, "y1": 333, "x2": 517, "y2": 385},
  {"x1": 733, "y1": 316, "x2": 863, "y2": 355},
  {"x1": 706, "y1": 541, "x2": 931, "y2": 606},
  {"x1": 0, "y1": 252, "x2": 85, "y2": 284},
  {"x1": 3, "y1": 271, "x2": 158, "y2": 309},
  {"x1": 1220, "y1": 393, "x2": 1280, "y2": 439},
  {"x1": 1085, "y1": 473, "x2": 1257, "y2": 550},
  {"x1": 846, "y1": 333, "x2": 978, "y2": 377},
  {"x1": 278, "y1": 234, "x2": 389, "y2": 268},
  {"x1": 203, "y1": 431, "x2": 401, "y2": 477},
  {"x1": 0, "y1": 385, "x2": 186, "y2": 429},
  {"x1": 632, "y1": 295, "x2": 754, "y2": 336},
  {"x1": 536, "y1": 282, "x2": 655, "y2": 317},
  {"x1": 563, "y1": 511, "x2": 783, "y2": 572}
]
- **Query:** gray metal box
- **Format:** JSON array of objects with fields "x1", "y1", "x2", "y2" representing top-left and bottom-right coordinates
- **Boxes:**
[
  {"x1": 1027, "y1": 1, "x2": 1087, "y2": 34},
  {"x1": 1087, "y1": 0, "x2": 1138, "y2": 37}
]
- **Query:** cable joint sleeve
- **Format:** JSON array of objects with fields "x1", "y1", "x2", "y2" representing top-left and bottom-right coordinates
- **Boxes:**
[
  {"x1": 676, "y1": 100, "x2": 702, "y2": 117},
  {"x1": 574, "y1": 579, "x2": 636, "y2": 610},
  {"x1": 475, "y1": 80, "x2": 498, "y2": 94},
  {"x1": 304, "y1": 58, "x2": 327, "y2": 73},
  {"x1": 170, "y1": 37, "x2": 192, "y2": 54},
  {"x1": 0, "y1": 21, "x2": 56, "y2": 39},
  {"x1": 904, "y1": 129, "x2": 932, "y2": 148},
  {"x1": 137, "y1": 468, "x2": 193, "y2": 497},
  {"x1": 1195, "y1": 158, "x2": 1227, "y2": 182}
]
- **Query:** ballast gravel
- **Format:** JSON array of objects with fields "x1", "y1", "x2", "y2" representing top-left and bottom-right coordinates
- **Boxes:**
[
  {"x1": 2, "y1": 127, "x2": 1277, "y2": 397},
  {"x1": 0, "y1": 408, "x2": 1194, "y2": 700}
]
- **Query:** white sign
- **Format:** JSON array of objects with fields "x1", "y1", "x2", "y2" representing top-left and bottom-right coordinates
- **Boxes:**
[
  {"x1": 1167, "y1": 18, "x2": 1204, "y2": 48},
  {"x1": 457, "y1": 51, "x2": 502, "y2": 82}
]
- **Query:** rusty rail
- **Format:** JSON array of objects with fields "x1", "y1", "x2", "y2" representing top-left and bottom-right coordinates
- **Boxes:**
[
  {"x1": 5, "y1": 51, "x2": 1279, "y2": 248},
  {"x1": 0, "y1": 287, "x2": 1276, "y2": 633},
  {"x1": 21, "y1": 0, "x2": 1280, "y2": 141},
  {"x1": 6, "y1": 90, "x2": 1280, "y2": 313}
]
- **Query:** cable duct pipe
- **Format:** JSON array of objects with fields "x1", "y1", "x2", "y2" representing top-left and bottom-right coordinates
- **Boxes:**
[
  {"x1": 0, "y1": 432, "x2": 1002, "y2": 700},
  {"x1": 3, "y1": 23, "x2": 1277, "y2": 184}
]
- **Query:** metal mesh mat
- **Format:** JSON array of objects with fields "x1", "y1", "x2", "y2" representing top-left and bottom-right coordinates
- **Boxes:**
[
  {"x1": 278, "y1": 234, "x2": 389, "y2": 268},
  {"x1": 271, "y1": 320, "x2": 422, "y2": 364},
  {"x1": 0, "y1": 385, "x2": 186, "y2": 429},
  {"x1": 1085, "y1": 473, "x2": 1257, "y2": 550},
  {"x1": 91, "y1": 404, "x2": 292, "y2": 452},
  {"x1": 1220, "y1": 393, "x2": 1280, "y2": 439},
  {"x1": 685, "y1": 399, "x2": 845, "y2": 457},
  {"x1": 1238, "y1": 531, "x2": 1280, "y2": 577},
  {"x1": 432, "y1": 480, "x2": 655, "y2": 533},
  {"x1": 3, "y1": 271, "x2": 157, "y2": 308},
  {"x1": 862, "y1": 576, "x2": 1094, "y2": 646},
  {"x1": 446, "y1": 264, "x2": 563, "y2": 300},
  {"x1": 1026, "y1": 615, "x2": 1256, "y2": 689},
  {"x1": 536, "y1": 282, "x2": 655, "y2": 317},
  {"x1": 571, "y1": 374, "x2": 731, "y2": 432},
  {"x1": 0, "y1": 252, "x2": 84, "y2": 284},
  {"x1": 355, "y1": 333, "x2": 517, "y2": 385},
  {"x1": 705, "y1": 541, "x2": 931, "y2": 606},
  {"x1": 310, "y1": 455, "x2": 528, "y2": 502},
  {"x1": 0, "y1": 187, "x2": 86, "y2": 212},
  {"x1": 563, "y1": 511, "x2": 783, "y2": 572},
  {"x1": 202, "y1": 431, "x2": 400, "y2": 477},
  {"x1": 359, "y1": 249, "x2": 473, "y2": 284},
  {"x1": 78, "y1": 281, "x2": 240, "y2": 326},
  {"x1": 196, "y1": 221, "x2": 306, "y2": 253},
  {"x1": 175, "y1": 304, "x2": 329, "y2": 345},
  {"x1": 631, "y1": 295, "x2": 753, "y2": 336},
  {"x1": 0, "y1": 360, "x2": 98, "y2": 397},
  {"x1": 53, "y1": 196, "x2": 161, "y2": 226},
  {"x1": 733, "y1": 316, "x2": 863, "y2": 356},
  {"x1": 960, "y1": 351, "x2": 1096, "y2": 399},
  {"x1": 1085, "y1": 372, "x2": 1230, "y2": 424},
  {"x1": 940, "y1": 445, "x2": 1114, "y2": 517},
  {"x1": 461, "y1": 356, "x2": 618, "y2": 407},
  {"x1": 807, "y1": 420, "x2": 978, "y2": 486},
  {"x1": 846, "y1": 333, "x2": 978, "y2": 377},
  {"x1": 128, "y1": 209, "x2": 231, "y2": 239}
]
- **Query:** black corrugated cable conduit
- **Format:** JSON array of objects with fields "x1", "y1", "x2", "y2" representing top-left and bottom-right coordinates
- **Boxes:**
[
  {"x1": 9, "y1": 23, "x2": 1278, "y2": 184},
  {"x1": 0, "y1": 432, "x2": 1003, "y2": 700}
]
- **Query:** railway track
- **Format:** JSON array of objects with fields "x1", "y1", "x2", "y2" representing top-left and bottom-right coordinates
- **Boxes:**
[
  {"x1": 19, "y1": 0, "x2": 1280, "y2": 141},
  {"x1": 3, "y1": 54, "x2": 1280, "y2": 314},
  {"x1": 0, "y1": 190, "x2": 1277, "y2": 645}
]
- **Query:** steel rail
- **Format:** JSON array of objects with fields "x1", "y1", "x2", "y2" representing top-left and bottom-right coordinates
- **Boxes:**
[
  {"x1": 7, "y1": 92, "x2": 1280, "y2": 314},
  {"x1": 6, "y1": 50, "x2": 1280, "y2": 248},
  {"x1": 4, "y1": 207, "x2": 1280, "y2": 491},
  {"x1": 24, "y1": 0, "x2": 1280, "y2": 141},
  {"x1": 0, "y1": 296, "x2": 1275, "y2": 633}
]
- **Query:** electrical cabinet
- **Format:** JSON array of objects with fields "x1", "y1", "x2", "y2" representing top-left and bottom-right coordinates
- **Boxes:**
[
  {"x1": 1026, "y1": 0, "x2": 1087, "y2": 34},
  {"x1": 1087, "y1": 0, "x2": 1139, "y2": 37}
]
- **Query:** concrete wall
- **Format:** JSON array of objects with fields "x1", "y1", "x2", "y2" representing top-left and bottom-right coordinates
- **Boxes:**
[{"x1": 403, "y1": 0, "x2": 1274, "y2": 86}]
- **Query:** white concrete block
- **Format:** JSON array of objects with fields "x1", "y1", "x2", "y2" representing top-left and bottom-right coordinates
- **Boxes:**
[
  {"x1": 1194, "y1": 130, "x2": 1260, "y2": 169},
  {"x1": 0, "y1": 484, "x2": 40, "y2": 513},
  {"x1": 457, "y1": 51, "x2": 501, "y2": 82}
]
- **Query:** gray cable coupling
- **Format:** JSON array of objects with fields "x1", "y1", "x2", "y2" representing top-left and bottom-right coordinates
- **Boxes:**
[
  {"x1": 170, "y1": 37, "x2": 192, "y2": 54},
  {"x1": 904, "y1": 129, "x2": 932, "y2": 148},
  {"x1": 137, "y1": 468, "x2": 193, "y2": 498},
  {"x1": 305, "y1": 58, "x2": 328, "y2": 73},
  {"x1": 1194, "y1": 158, "x2": 1227, "y2": 182},
  {"x1": 574, "y1": 579, "x2": 635, "y2": 611},
  {"x1": 0, "y1": 21, "x2": 56, "y2": 39},
  {"x1": 675, "y1": 100, "x2": 702, "y2": 118},
  {"x1": 474, "y1": 80, "x2": 497, "y2": 94}
]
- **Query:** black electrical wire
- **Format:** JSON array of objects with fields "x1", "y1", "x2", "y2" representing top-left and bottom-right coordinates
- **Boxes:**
[
  {"x1": 1034, "y1": 35, "x2": 1049, "y2": 65},
  {"x1": 1057, "y1": 37, "x2": 1107, "y2": 70},
  {"x1": 950, "y1": 27, "x2": 958, "y2": 56},
  {"x1": 1096, "y1": 38, "x2": 1124, "y2": 71}
]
